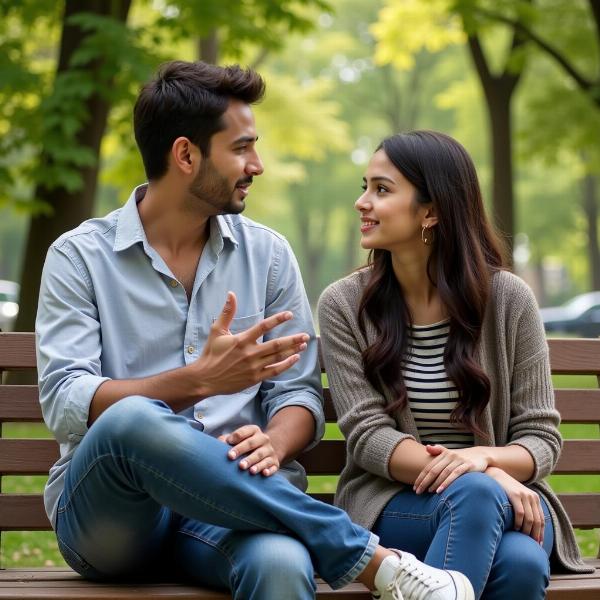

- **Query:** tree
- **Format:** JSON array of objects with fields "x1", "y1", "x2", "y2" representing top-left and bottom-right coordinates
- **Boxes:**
[
  {"x1": 372, "y1": 0, "x2": 537, "y2": 257},
  {"x1": 1, "y1": 0, "x2": 330, "y2": 333}
]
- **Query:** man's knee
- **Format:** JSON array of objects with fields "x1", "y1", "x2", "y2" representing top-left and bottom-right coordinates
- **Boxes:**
[
  {"x1": 233, "y1": 534, "x2": 315, "y2": 599},
  {"x1": 94, "y1": 396, "x2": 169, "y2": 440}
]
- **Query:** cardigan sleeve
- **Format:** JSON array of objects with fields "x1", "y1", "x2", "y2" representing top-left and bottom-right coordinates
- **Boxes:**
[
  {"x1": 506, "y1": 280, "x2": 562, "y2": 482},
  {"x1": 317, "y1": 283, "x2": 414, "y2": 481}
]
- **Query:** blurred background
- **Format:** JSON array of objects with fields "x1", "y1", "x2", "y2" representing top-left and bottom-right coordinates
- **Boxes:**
[
  {"x1": 0, "y1": 0, "x2": 599, "y2": 335},
  {"x1": 1, "y1": 0, "x2": 599, "y2": 568}
]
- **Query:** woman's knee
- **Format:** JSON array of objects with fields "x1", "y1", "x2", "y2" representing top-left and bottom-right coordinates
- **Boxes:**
[
  {"x1": 486, "y1": 532, "x2": 550, "y2": 598},
  {"x1": 443, "y1": 472, "x2": 506, "y2": 506}
]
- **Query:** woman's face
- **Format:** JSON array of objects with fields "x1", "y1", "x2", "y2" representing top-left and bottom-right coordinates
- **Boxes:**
[{"x1": 355, "y1": 149, "x2": 431, "y2": 252}]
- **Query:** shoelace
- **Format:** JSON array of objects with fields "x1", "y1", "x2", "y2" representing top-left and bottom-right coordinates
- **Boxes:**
[{"x1": 387, "y1": 562, "x2": 442, "y2": 600}]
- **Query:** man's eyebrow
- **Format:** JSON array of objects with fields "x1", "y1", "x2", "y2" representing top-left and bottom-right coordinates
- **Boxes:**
[
  {"x1": 362, "y1": 175, "x2": 396, "y2": 184},
  {"x1": 232, "y1": 136, "x2": 259, "y2": 145}
]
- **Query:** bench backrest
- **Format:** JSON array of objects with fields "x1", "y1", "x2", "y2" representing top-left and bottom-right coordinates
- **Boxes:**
[{"x1": 1, "y1": 333, "x2": 599, "y2": 564}]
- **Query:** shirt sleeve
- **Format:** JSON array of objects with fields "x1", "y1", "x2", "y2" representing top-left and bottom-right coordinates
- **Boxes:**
[
  {"x1": 506, "y1": 280, "x2": 562, "y2": 482},
  {"x1": 258, "y1": 238, "x2": 324, "y2": 449},
  {"x1": 317, "y1": 283, "x2": 414, "y2": 481},
  {"x1": 36, "y1": 243, "x2": 110, "y2": 445}
]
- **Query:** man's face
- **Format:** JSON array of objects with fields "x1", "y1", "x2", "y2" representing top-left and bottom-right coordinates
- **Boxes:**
[{"x1": 189, "y1": 100, "x2": 264, "y2": 214}]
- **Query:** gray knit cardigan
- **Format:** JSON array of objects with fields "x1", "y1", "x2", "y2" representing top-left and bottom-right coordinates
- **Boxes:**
[{"x1": 317, "y1": 268, "x2": 591, "y2": 573}]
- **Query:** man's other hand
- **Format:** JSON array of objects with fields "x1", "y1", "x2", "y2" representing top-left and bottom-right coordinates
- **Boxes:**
[{"x1": 219, "y1": 425, "x2": 280, "y2": 476}]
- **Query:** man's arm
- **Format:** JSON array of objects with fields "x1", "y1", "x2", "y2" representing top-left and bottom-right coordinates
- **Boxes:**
[
  {"x1": 37, "y1": 244, "x2": 308, "y2": 441},
  {"x1": 89, "y1": 291, "x2": 309, "y2": 425}
]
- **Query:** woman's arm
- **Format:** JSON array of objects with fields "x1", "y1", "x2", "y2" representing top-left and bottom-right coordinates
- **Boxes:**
[{"x1": 318, "y1": 283, "x2": 420, "y2": 481}]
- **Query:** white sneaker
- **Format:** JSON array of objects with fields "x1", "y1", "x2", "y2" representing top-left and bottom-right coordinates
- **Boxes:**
[{"x1": 372, "y1": 551, "x2": 474, "y2": 600}]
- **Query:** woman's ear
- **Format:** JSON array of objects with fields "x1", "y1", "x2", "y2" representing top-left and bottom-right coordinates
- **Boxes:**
[{"x1": 421, "y1": 206, "x2": 438, "y2": 229}]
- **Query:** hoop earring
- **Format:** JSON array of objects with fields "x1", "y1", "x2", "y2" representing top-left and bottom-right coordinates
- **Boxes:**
[{"x1": 421, "y1": 224, "x2": 434, "y2": 245}]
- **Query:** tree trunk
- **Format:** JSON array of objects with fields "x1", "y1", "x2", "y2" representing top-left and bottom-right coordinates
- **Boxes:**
[
  {"x1": 198, "y1": 31, "x2": 219, "y2": 64},
  {"x1": 582, "y1": 172, "x2": 600, "y2": 290},
  {"x1": 466, "y1": 33, "x2": 525, "y2": 265},
  {"x1": 14, "y1": 0, "x2": 132, "y2": 335},
  {"x1": 487, "y1": 87, "x2": 515, "y2": 254}
]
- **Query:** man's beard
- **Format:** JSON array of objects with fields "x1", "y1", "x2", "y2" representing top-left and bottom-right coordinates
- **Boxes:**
[{"x1": 188, "y1": 158, "x2": 247, "y2": 215}]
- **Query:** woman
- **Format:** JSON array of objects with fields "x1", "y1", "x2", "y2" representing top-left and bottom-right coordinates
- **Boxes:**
[{"x1": 317, "y1": 131, "x2": 592, "y2": 599}]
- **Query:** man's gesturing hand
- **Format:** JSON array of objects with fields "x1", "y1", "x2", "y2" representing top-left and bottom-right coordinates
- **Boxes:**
[
  {"x1": 191, "y1": 291, "x2": 309, "y2": 398},
  {"x1": 219, "y1": 425, "x2": 280, "y2": 476}
]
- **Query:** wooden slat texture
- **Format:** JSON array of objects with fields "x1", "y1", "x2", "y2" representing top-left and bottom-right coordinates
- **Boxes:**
[
  {"x1": 0, "y1": 492, "x2": 598, "y2": 532},
  {"x1": 0, "y1": 386, "x2": 42, "y2": 422},
  {"x1": 298, "y1": 440, "x2": 345, "y2": 474},
  {"x1": 554, "y1": 440, "x2": 600, "y2": 474},
  {"x1": 0, "y1": 439, "x2": 58, "y2": 475},
  {"x1": 558, "y1": 494, "x2": 600, "y2": 529},
  {"x1": 555, "y1": 389, "x2": 600, "y2": 423},
  {"x1": 0, "y1": 333, "x2": 36, "y2": 370},
  {"x1": 0, "y1": 566, "x2": 597, "y2": 599},
  {"x1": 0, "y1": 571, "x2": 372, "y2": 599},
  {"x1": 0, "y1": 495, "x2": 50, "y2": 530},
  {"x1": 548, "y1": 338, "x2": 600, "y2": 375}
]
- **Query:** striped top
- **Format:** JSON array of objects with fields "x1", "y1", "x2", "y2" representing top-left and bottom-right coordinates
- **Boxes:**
[{"x1": 404, "y1": 320, "x2": 474, "y2": 448}]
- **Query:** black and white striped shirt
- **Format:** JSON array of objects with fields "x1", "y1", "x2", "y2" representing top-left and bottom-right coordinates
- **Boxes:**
[{"x1": 403, "y1": 321, "x2": 474, "y2": 448}]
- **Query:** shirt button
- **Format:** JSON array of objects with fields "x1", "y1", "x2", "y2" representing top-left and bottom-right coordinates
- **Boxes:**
[
  {"x1": 170, "y1": 279, "x2": 178, "y2": 288},
  {"x1": 195, "y1": 413, "x2": 203, "y2": 419},
  {"x1": 187, "y1": 345, "x2": 195, "y2": 354}
]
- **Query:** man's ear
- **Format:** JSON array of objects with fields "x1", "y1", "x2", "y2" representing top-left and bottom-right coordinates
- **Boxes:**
[
  {"x1": 171, "y1": 137, "x2": 198, "y2": 175},
  {"x1": 422, "y1": 206, "x2": 438, "y2": 229}
]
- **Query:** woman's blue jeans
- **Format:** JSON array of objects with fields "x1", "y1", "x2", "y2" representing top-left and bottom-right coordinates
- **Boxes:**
[
  {"x1": 373, "y1": 472, "x2": 554, "y2": 600},
  {"x1": 55, "y1": 396, "x2": 377, "y2": 600}
]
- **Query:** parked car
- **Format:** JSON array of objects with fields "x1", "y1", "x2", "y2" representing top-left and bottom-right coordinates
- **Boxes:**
[
  {"x1": 540, "y1": 291, "x2": 600, "y2": 337},
  {"x1": 0, "y1": 280, "x2": 19, "y2": 332}
]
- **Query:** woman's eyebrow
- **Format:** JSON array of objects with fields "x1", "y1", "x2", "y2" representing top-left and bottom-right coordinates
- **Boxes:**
[{"x1": 363, "y1": 175, "x2": 396, "y2": 184}]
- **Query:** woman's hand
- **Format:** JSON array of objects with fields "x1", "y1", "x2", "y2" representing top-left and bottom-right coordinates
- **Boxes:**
[
  {"x1": 413, "y1": 445, "x2": 490, "y2": 494},
  {"x1": 485, "y1": 466, "x2": 545, "y2": 544}
]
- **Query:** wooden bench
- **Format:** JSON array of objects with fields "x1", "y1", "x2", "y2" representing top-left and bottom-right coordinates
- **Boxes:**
[{"x1": 0, "y1": 332, "x2": 598, "y2": 599}]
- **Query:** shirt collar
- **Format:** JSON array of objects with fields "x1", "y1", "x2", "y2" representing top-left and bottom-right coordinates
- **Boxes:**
[
  {"x1": 214, "y1": 214, "x2": 239, "y2": 248},
  {"x1": 113, "y1": 184, "x2": 150, "y2": 252},
  {"x1": 114, "y1": 184, "x2": 240, "y2": 253}
]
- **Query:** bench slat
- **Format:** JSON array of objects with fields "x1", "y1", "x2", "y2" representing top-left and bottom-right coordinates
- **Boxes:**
[
  {"x1": 0, "y1": 439, "x2": 58, "y2": 474},
  {"x1": 554, "y1": 440, "x2": 600, "y2": 474},
  {"x1": 548, "y1": 338, "x2": 600, "y2": 375},
  {"x1": 0, "y1": 387, "x2": 597, "y2": 426},
  {"x1": 0, "y1": 386, "x2": 42, "y2": 422},
  {"x1": 0, "y1": 333, "x2": 36, "y2": 371},
  {"x1": 1, "y1": 439, "x2": 597, "y2": 476},
  {"x1": 555, "y1": 389, "x2": 600, "y2": 423},
  {"x1": 0, "y1": 495, "x2": 49, "y2": 530},
  {"x1": 1, "y1": 492, "x2": 599, "y2": 532}
]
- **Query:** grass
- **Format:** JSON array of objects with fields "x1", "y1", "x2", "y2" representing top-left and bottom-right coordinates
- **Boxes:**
[{"x1": 1, "y1": 374, "x2": 598, "y2": 568}]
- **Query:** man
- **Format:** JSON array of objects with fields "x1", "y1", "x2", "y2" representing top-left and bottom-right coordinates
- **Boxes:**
[{"x1": 36, "y1": 60, "x2": 473, "y2": 600}]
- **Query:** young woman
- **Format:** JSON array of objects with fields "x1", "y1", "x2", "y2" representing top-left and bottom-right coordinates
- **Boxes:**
[{"x1": 317, "y1": 131, "x2": 592, "y2": 599}]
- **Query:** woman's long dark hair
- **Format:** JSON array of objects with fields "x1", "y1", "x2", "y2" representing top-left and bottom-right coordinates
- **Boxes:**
[{"x1": 358, "y1": 130, "x2": 507, "y2": 435}]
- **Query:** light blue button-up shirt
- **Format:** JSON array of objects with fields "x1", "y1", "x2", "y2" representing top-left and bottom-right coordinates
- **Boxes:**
[{"x1": 36, "y1": 184, "x2": 324, "y2": 528}]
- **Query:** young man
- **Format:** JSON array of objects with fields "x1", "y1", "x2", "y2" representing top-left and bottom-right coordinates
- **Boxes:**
[{"x1": 36, "y1": 60, "x2": 473, "y2": 600}]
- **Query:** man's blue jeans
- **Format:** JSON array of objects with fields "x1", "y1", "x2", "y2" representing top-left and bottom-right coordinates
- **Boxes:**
[
  {"x1": 373, "y1": 472, "x2": 554, "y2": 600},
  {"x1": 55, "y1": 396, "x2": 377, "y2": 600}
]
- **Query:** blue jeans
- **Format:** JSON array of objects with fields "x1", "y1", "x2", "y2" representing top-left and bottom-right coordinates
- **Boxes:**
[
  {"x1": 55, "y1": 396, "x2": 377, "y2": 600},
  {"x1": 373, "y1": 472, "x2": 554, "y2": 600}
]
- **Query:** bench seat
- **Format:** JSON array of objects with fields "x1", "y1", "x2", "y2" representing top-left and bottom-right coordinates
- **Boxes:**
[{"x1": 1, "y1": 333, "x2": 598, "y2": 599}]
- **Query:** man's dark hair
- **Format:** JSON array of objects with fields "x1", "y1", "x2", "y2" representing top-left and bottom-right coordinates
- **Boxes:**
[{"x1": 133, "y1": 61, "x2": 265, "y2": 180}]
